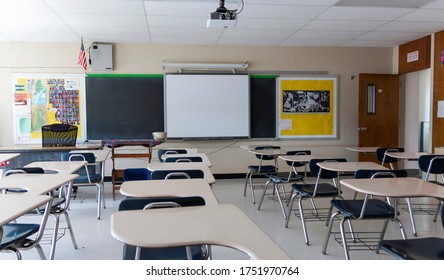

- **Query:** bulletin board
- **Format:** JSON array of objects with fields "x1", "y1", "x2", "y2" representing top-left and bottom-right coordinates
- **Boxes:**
[
  {"x1": 12, "y1": 74, "x2": 86, "y2": 144},
  {"x1": 278, "y1": 75, "x2": 338, "y2": 139}
]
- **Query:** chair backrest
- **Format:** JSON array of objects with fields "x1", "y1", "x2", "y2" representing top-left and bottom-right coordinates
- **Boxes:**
[
  {"x1": 376, "y1": 147, "x2": 404, "y2": 164},
  {"x1": 164, "y1": 156, "x2": 203, "y2": 163},
  {"x1": 41, "y1": 123, "x2": 78, "y2": 147},
  {"x1": 354, "y1": 169, "x2": 408, "y2": 179},
  {"x1": 61, "y1": 152, "x2": 97, "y2": 176},
  {"x1": 285, "y1": 150, "x2": 311, "y2": 167},
  {"x1": 150, "y1": 169, "x2": 204, "y2": 180},
  {"x1": 418, "y1": 155, "x2": 444, "y2": 179},
  {"x1": 309, "y1": 158, "x2": 347, "y2": 179},
  {"x1": 123, "y1": 168, "x2": 150, "y2": 181},
  {"x1": 158, "y1": 149, "x2": 187, "y2": 162},
  {"x1": 254, "y1": 146, "x2": 281, "y2": 161},
  {"x1": 118, "y1": 196, "x2": 205, "y2": 211}
]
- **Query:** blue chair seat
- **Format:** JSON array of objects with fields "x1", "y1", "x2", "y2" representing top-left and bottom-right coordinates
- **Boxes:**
[
  {"x1": 292, "y1": 183, "x2": 340, "y2": 197},
  {"x1": 73, "y1": 174, "x2": 102, "y2": 184},
  {"x1": 123, "y1": 244, "x2": 205, "y2": 260},
  {"x1": 379, "y1": 237, "x2": 444, "y2": 260},
  {"x1": 0, "y1": 223, "x2": 40, "y2": 250},
  {"x1": 331, "y1": 199, "x2": 396, "y2": 219},
  {"x1": 247, "y1": 165, "x2": 276, "y2": 173}
]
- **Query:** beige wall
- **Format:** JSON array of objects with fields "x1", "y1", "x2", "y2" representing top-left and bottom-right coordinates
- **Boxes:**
[{"x1": 0, "y1": 42, "x2": 395, "y2": 174}]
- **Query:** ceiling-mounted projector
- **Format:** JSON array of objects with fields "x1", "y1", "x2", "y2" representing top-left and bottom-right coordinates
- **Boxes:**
[{"x1": 207, "y1": 0, "x2": 238, "y2": 28}]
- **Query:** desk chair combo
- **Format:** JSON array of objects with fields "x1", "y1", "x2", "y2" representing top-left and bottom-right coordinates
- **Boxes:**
[
  {"x1": 61, "y1": 152, "x2": 105, "y2": 220},
  {"x1": 322, "y1": 169, "x2": 408, "y2": 260},
  {"x1": 157, "y1": 149, "x2": 187, "y2": 162},
  {"x1": 257, "y1": 150, "x2": 310, "y2": 220},
  {"x1": 164, "y1": 156, "x2": 203, "y2": 163},
  {"x1": 285, "y1": 158, "x2": 347, "y2": 245},
  {"x1": 0, "y1": 195, "x2": 53, "y2": 260},
  {"x1": 244, "y1": 146, "x2": 281, "y2": 204},
  {"x1": 150, "y1": 170, "x2": 204, "y2": 180},
  {"x1": 118, "y1": 196, "x2": 209, "y2": 260},
  {"x1": 379, "y1": 205, "x2": 444, "y2": 260},
  {"x1": 376, "y1": 147, "x2": 404, "y2": 170},
  {"x1": 417, "y1": 155, "x2": 444, "y2": 222},
  {"x1": 2, "y1": 168, "x2": 77, "y2": 260}
]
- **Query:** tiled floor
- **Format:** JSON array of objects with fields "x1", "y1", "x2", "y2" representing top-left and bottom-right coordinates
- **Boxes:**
[{"x1": 2, "y1": 177, "x2": 443, "y2": 260}]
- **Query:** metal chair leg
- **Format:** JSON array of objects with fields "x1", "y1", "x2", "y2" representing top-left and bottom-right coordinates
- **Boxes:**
[
  {"x1": 322, "y1": 211, "x2": 339, "y2": 255},
  {"x1": 298, "y1": 197, "x2": 310, "y2": 245},
  {"x1": 257, "y1": 179, "x2": 272, "y2": 211},
  {"x1": 63, "y1": 212, "x2": 78, "y2": 250},
  {"x1": 285, "y1": 192, "x2": 297, "y2": 228},
  {"x1": 404, "y1": 197, "x2": 417, "y2": 236},
  {"x1": 275, "y1": 182, "x2": 288, "y2": 220}
]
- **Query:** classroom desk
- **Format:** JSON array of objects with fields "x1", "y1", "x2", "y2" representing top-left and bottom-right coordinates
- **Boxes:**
[
  {"x1": 24, "y1": 161, "x2": 87, "y2": 174},
  {"x1": 340, "y1": 177, "x2": 444, "y2": 203},
  {"x1": 69, "y1": 149, "x2": 111, "y2": 163},
  {"x1": 384, "y1": 152, "x2": 430, "y2": 160},
  {"x1": 120, "y1": 178, "x2": 219, "y2": 205},
  {"x1": 161, "y1": 153, "x2": 212, "y2": 167},
  {"x1": 110, "y1": 204, "x2": 291, "y2": 260},
  {"x1": 0, "y1": 173, "x2": 79, "y2": 259},
  {"x1": 0, "y1": 153, "x2": 20, "y2": 177},
  {"x1": 147, "y1": 162, "x2": 216, "y2": 185},
  {"x1": 0, "y1": 194, "x2": 53, "y2": 259},
  {"x1": 248, "y1": 148, "x2": 287, "y2": 157},
  {"x1": 346, "y1": 147, "x2": 379, "y2": 153},
  {"x1": 316, "y1": 161, "x2": 387, "y2": 173}
]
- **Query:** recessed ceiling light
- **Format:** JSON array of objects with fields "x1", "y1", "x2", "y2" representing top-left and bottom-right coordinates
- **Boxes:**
[{"x1": 335, "y1": 0, "x2": 436, "y2": 8}]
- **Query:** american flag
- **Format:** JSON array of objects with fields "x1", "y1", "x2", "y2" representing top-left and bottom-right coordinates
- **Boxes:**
[{"x1": 77, "y1": 38, "x2": 87, "y2": 70}]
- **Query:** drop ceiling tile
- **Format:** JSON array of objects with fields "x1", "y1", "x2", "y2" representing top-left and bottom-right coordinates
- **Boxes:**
[
  {"x1": 151, "y1": 36, "x2": 219, "y2": 45},
  {"x1": 61, "y1": 14, "x2": 148, "y2": 27},
  {"x1": 343, "y1": 40, "x2": 403, "y2": 47},
  {"x1": 318, "y1": 6, "x2": 414, "y2": 20},
  {"x1": 240, "y1": 4, "x2": 328, "y2": 19},
  {"x1": 303, "y1": 20, "x2": 386, "y2": 32},
  {"x1": 217, "y1": 37, "x2": 284, "y2": 46},
  {"x1": 0, "y1": 12, "x2": 66, "y2": 25},
  {"x1": 149, "y1": 27, "x2": 223, "y2": 38},
  {"x1": 148, "y1": 16, "x2": 206, "y2": 28},
  {"x1": 396, "y1": 9, "x2": 444, "y2": 22},
  {"x1": 0, "y1": 0, "x2": 53, "y2": 13},
  {"x1": 145, "y1": 2, "x2": 216, "y2": 16},
  {"x1": 290, "y1": 30, "x2": 366, "y2": 40},
  {"x1": 357, "y1": 31, "x2": 429, "y2": 41},
  {"x1": 422, "y1": 0, "x2": 444, "y2": 9},
  {"x1": 0, "y1": 24, "x2": 78, "y2": 42},
  {"x1": 244, "y1": 0, "x2": 337, "y2": 5},
  {"x1": 44, "y1": 0, "x2": 145, "y2": 15},
  {"x1": 235, "y1": 18, "x2": 309, "y2": 30},
  {"x1": 222, "y1": 28, "x2": 295, "y2": 39},
  {"x1": 280, "y1": 38, "x2": 350, "y2": 47},
  {"x1": 376, "y1": 21, "x2": 444, "y2": 33}
]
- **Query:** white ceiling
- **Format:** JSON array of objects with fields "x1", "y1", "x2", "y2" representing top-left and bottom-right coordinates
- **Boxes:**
[{"x1": 1, "y1": 0, "x2": 444, "y2": 47}]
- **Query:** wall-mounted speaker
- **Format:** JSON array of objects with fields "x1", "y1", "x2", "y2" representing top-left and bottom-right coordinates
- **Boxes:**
[{"x1": 90, "y1": 43, "x2": 113, "y2": 71}]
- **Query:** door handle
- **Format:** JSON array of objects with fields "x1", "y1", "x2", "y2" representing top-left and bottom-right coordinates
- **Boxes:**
[{"x1": 358, "y1": 127, "x2": 368, "y2": 131}]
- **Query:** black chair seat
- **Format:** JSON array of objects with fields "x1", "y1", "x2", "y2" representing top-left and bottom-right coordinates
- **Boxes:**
[
  {"x1": 248, "y1": 165, "x2": 276, "y2": 173},
  {"x1": 379, "y1": 237, "x2": 444, "y2": 260},
  {"x1": 266, "y1": 172, "x2": 304, "y2": 183},
  {"x1": 331, "y1": 199, "x2": 396, "y2": 219},
  {"x1": 123, "y1": 244, "x2": 205, "y2": 260},
  {"x1": 292, "y1": 183, "x2": 340, "y2": 197},
  {"x1": 0, "y1": 223, "x2": 40, "y2": 249}
]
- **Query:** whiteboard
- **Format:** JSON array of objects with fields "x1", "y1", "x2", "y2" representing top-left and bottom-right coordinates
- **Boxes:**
[{"x1": 165, "y1": 74, "x2": 250, "y2": 138}]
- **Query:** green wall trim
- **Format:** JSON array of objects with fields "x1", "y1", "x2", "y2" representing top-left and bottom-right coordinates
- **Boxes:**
[
  {"x1": 87, "y1": 74, "x2": 164, "y2": 78},
  {"x1": 250, "y1": 74, "x2": 278, "y2": 79}
]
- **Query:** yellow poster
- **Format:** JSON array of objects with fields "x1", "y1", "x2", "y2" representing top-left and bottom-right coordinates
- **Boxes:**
[{"x1": 278, "y1": 76, "x2": 338, "y2": 138}]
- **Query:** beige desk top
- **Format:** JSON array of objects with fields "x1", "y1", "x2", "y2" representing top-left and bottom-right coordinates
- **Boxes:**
[
  {"x1": 69, "y1": 149, "x2": 110, "y2": 162},
  {"x1": 110, "y1": 204, "x2": 291, "y2": 260},
  {"x1": 147, "y1": 162, "x2": 215, "y2": 184},
  {"x1": 0, "y1": 194, "x2": 52, "y2": 226},
  {"x1": 346, "y1": 147, "x2": 379, "y2": 153},
  {"x1": 25, "y1": 161, "x2": 86, "y2": 174},
  {"x1": 278, "y1": 154, "x2": 326, "y2": 163},
  {"x1": 317, "y1": 161, "x2": 387, "y2": 173},
  {"x1": 0, "y1": 173, "x2": 78, "y2": 195},
  {"x1": 0, "y1": 153, "x2": 20, "y2": 163},
  {"x1": 384, "y1": 152, "x2": 430, "y2": 160},
  {"x1": 162, "y1": 153, "x2": 212, "y2": 167},
  {"x1": 120, "y1": 178, "x2": 219, "y2": 205},
  {"x1": 340, "y1": 177, "x2": 444, "y2": 199},
  {"x1": 248, "y1": 149, "x2": 287, "y2": 157}
]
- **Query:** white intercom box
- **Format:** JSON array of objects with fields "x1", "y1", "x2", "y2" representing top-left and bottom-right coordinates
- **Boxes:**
[{"x1": 90, "y1": 43, "x2": 113, "y2": 71}]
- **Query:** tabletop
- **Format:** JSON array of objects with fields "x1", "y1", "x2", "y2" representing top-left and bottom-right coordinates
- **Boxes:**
[
  {"x1": 25, "y1": 161, "x2": 86, "y2": 174},
  {"x1": 69, "y1": 149, "x2": 111, "y2": 162},
  {"x1": 248, "y1": 148, "x2": 287, "y2": 157},
  {"x1": 120, "y1": 178, "x2": 219, "y2": 205},
  {"x1": 147, "y1": 162, "x2": 215, "y2": 184},
  {"x1": 340, "y1": 177, "x2": 444, "y2": 199},
  {"x1": 0, "y1": 173, "x2": 79, "y2": 195},
  {"x1": 317, "y1": 161, "x2": 387, "y2": 173},
  {"x1": 384, "y1": 152, "x2": 430, "y2": 160},
  {"x1": 110, "y1": 204, "x2": 291, "y2": 260},
  {"x1": 161, "y1": 153, "x2": 212, "y2": 167},
  {"x1": 0, "y1": 194, "x2": 52, "y2": 226},
  {"x1": 278, "y1": 154, "x2": 326, "y2": 163},
  {"x1": 346, "y1": 147, "x2": 379, "y2": 153},
  {"x1": 0, "y1": 153, "x2": 20, "y2": 163}
]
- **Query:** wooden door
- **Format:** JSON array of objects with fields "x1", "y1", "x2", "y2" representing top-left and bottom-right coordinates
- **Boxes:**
[{"x1": 358, "y1": 73, "x2": 400, "y2": 162}]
